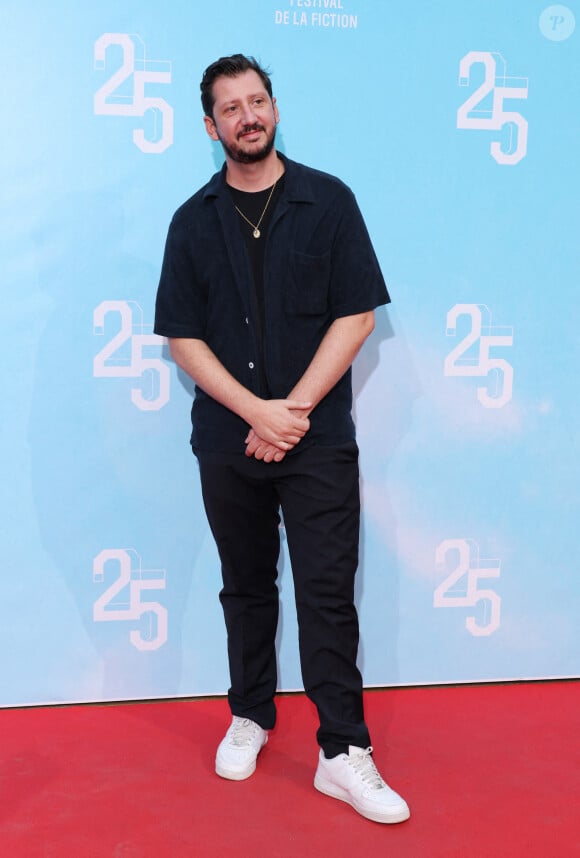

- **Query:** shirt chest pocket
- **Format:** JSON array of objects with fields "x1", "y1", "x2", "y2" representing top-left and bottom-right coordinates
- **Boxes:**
[{"x1": 285, "y1": 250, "x2": 331, "y2": 315}]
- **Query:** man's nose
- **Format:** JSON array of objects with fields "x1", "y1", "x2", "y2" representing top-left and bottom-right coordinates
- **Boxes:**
[{"x1": 240, "y1": 103, "x2": 258, "y2": 125}]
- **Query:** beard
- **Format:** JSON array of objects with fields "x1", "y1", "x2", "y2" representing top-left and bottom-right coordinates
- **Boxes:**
[{"x1": 219, "y1": 122, "x2": 277, "y2": 164}]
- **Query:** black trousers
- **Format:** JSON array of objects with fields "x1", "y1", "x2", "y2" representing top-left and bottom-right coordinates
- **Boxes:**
[{"x1": 195, "y1": 441, "x2": 371, "y2": 757}]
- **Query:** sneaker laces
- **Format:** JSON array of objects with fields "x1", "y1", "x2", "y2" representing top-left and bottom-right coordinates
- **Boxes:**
[
  {"x1": 348, "y1": 746, "x2": 387, "y2": 791},
  {"x1": 229, "y1": 717, "x2": 260, "y2": 747}
]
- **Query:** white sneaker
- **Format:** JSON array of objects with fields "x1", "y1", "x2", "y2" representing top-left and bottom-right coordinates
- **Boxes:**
[
  {"x1": 314, "y1": 745, "x2": 410, "y2": 824},
  {"x1": 215, "y1": 716, "x2": 268, "y2": 781}
]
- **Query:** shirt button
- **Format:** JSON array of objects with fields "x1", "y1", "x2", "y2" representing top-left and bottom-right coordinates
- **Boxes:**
[{"x1": 249, "y1": 362, "x2": 254, "y2": 369}]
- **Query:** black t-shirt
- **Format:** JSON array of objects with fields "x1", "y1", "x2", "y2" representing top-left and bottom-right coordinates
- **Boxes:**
[{"x1": 228, "y1": 176, "x2": 286, "y2": 396}]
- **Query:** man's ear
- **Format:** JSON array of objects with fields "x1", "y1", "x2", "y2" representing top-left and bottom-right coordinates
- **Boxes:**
[{"x1": 204, "y1": 115, "x2": 219, "y2": 141}]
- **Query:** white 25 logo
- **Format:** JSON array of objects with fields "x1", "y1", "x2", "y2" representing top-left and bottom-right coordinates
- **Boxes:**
[
  {"x1": 434, "y1": 539, "x2": 501, "y2": 637},
  {"x1": 93, "y1": 300, "x2": 170, "y2": 411},
  {"x1": 93, "y1": 548, "x2": 168, "y2": 651},
  {"x1": 444, "y1": 303, "x2": 513, "y2": 409},
  {"x1": 457, "y1": 51, "x2": 528, "y2": 165},
  {"x1": 94, "y1": 33, "x2": 173, "y2": 154}
]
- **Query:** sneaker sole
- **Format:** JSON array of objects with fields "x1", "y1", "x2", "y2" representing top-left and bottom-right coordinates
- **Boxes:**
[
  {"x1": 215, "y1": 759, "x2": 258, "y2": 781},
  {"x1": 314, "y1": 773, "x2": 410, "y2": 824}
]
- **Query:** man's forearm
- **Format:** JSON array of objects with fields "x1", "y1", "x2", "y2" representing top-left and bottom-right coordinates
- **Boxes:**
[
  {"x1": 245, "y1": 311, "x2": 375, "y2": 460},
  {"x1": 288, "y1": 311, "x2": 375, "y2": 410},
  {"x1": 170, "y1": 337, "x2": 257, "y2": 423},
  {"x1": 169, "y1": 337, "x2": 310, "y2": 447}
]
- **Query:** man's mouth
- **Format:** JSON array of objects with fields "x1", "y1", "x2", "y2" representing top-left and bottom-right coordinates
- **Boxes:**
[{"x1": 239, "y1": 125, "x2": 265, "y2": 140}]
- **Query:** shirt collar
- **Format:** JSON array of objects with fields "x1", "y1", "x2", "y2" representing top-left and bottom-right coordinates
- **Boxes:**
[{"x1": 202, "y1": 152, "x2": 315, "y2": 204}]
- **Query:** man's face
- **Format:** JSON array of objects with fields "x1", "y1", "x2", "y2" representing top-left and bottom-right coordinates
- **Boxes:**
[{"x1": 204, "y1": 69, "x2": 279, "y2": 164}]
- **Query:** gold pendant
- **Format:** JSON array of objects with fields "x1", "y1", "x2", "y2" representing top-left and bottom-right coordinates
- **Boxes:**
[{"x1": 253, "y1": 228, "x2": 260, "y2": 238}]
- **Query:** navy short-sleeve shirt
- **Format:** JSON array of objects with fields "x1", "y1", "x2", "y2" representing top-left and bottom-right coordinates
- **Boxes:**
[{"x1": 154, "y1": 154, "x2": 390, "y2": 453}]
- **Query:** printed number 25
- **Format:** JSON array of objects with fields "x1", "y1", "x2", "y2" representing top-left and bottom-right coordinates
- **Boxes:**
[
  {"x1": 445, "y1": 304, "x2": 513, "y2": 409},
  {"x1": 94, "y1": 33, "x2": 173, "y2": 154},
  {"x1": 457, "y1": 51, "x2": 528, "y2": 165},
  {"x1": 93, "y1": 300, "x2": 170, "y2": 411},
  {"x1": 434, "y1": 539, "x2": 501, "y2": 637},
  {"x1": 93, "y1": 548, "x2": 168, "y2": 651}
]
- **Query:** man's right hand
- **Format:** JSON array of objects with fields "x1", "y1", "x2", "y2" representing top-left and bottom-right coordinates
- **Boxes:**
[{"x1": 244, "y1": 429, "x2": 287, "y2": 462}]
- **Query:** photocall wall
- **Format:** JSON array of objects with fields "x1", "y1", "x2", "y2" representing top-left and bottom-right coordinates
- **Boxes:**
[{"x1": 2, "y1": 1, "x2": 578, "y2": 706}]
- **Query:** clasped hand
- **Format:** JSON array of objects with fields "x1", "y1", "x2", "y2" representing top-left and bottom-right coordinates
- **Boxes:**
[{"x1": 245, "y1": 398, "x2": 311, "y2": 462}]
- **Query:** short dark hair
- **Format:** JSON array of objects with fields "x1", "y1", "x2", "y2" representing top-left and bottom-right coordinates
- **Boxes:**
[{"x1": 200, "y1": 54, "x2": 273, "y2": 118}]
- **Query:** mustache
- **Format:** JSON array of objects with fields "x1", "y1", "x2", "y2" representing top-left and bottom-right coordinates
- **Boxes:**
[{"x1": 237, "y1": 123, "x2": 266, "y2": 139}]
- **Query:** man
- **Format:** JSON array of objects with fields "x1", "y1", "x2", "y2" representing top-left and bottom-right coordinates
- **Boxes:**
[{"x1": 154, "y1": 54, "x2": 410, "y2": 825}]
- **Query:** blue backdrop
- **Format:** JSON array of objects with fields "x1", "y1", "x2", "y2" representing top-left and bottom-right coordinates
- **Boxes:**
[{"x1": 1, "y1": 0, "x2": 578, "y2": 706}]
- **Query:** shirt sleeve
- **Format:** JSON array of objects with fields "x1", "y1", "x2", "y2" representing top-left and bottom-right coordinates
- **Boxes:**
[
  {"x1": 328, "y1": 187, "x2": 390, "y2": 320},
  {"x1": 154, "y1": 217, "x2": 207, "y2": 340}
]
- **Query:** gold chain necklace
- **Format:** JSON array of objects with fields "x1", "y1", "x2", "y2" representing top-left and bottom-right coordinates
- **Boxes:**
[{"x1": 234, "y1": 181, "x2": 278, "y2": 239}]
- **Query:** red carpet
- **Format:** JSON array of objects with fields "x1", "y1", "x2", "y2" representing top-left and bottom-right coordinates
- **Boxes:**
[{"x1": 1, "y1": 681, "x2": 578, "y2": 857}]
